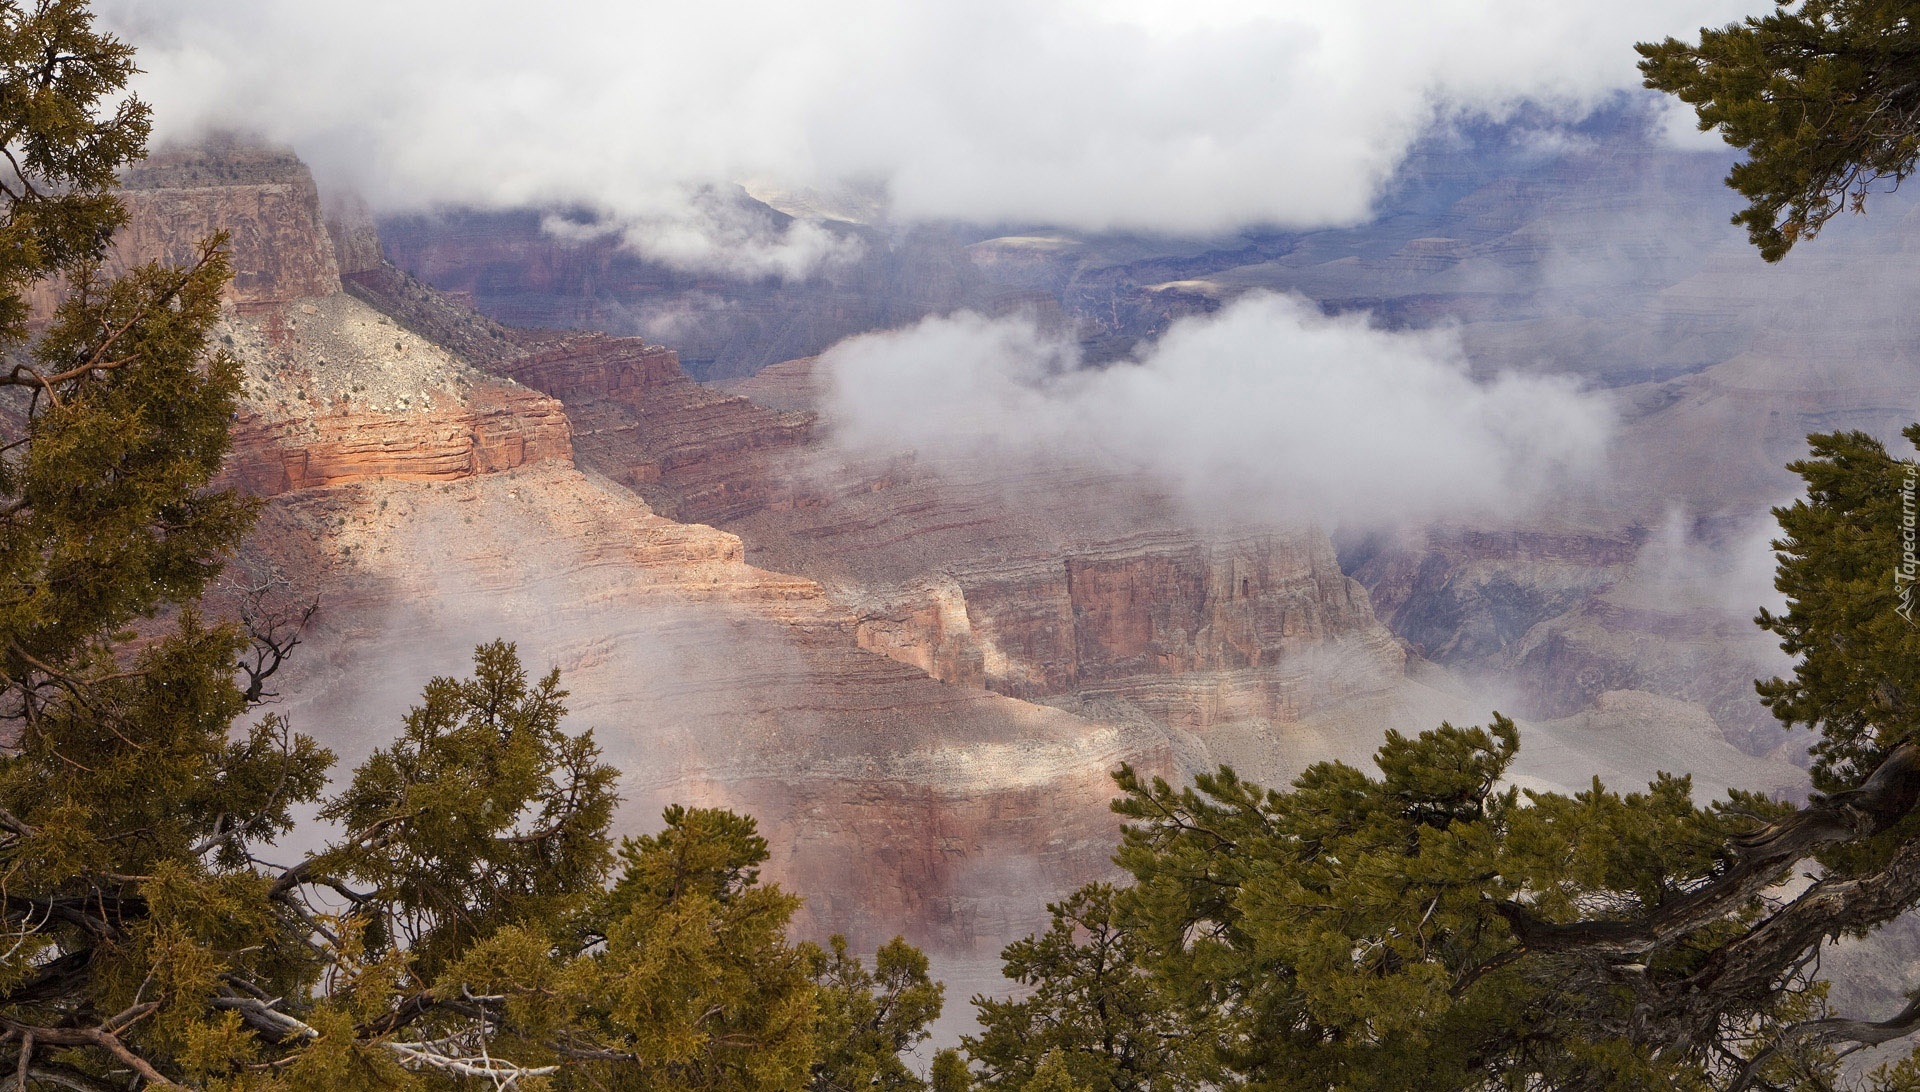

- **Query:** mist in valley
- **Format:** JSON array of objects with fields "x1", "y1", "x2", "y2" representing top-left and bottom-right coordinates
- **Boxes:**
[{"x1": 74, "y1": 0, "x2": 1920, "y2": 1069}]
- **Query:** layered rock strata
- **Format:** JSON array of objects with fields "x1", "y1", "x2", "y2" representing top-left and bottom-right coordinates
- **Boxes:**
[
  {"x1": 290, "y1": 143, "x2": 1826, "y2": 952},
  {"x1": 356, "y1": 109, "x2": 1851, "y2": 800},
  {"x1": 247, "y1": 464, "x2": 1162, "y2": 950},
  {"x1": 118, "y1": 136, "x2": 342, "y2": 307},
  {"x1": 143, "y1": 141, "x2": 1168, "y2": 952},
  {"x1": 216, "y1": 296, "x2": 571, "y2": 496},
  {"x1": 378, "y1": 317, "x2": 1413, "y2": 743}
]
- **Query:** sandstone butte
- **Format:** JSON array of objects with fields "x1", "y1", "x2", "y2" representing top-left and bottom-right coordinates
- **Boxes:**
[{"x1": 109, "y1": 139, "x2": 1805, "y2": 961}]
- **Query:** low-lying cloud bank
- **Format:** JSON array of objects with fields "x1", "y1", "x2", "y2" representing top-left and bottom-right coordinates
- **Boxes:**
[
  {"x1": 99, "y1": 0, "x2": 1750, "y2": 276},
  {"x1": 821, "y1": 294, "x2": 1613, "y2": 528}
]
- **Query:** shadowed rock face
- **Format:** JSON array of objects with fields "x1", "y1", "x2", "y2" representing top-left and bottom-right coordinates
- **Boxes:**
[
  {"x1": 1348, "y1": 529, "x2": 1641, "y2": 666},
  {"x1": 1340, "y1": 523, "x2": 1796, "y2": 755}
]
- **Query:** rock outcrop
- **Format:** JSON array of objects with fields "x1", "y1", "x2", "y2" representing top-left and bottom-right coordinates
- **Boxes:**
[
  {"x1": 323, "y1": 193, "x2": 387, "y2": 278},
  {"x1": 214, "y1": 295, "x2": 571, "y2": 496},
  {"x1": 222, "y1": 382, "x2": 572, "y2": 495},
  {"x1": 499, "y1": 335, "x2": 814, "y2": 524},
  {"x1": 117, "y1": 136, "x2": 342, "y2": 307},
  {"x1": 847, "y1": 529, "x2": 1399, "y2": 725},
  {"x1": 302, "y1": 245, "x2": 1428, "y2": 949}
]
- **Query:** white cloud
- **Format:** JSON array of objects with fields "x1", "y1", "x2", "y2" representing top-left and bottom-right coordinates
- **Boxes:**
[
  {"x1": 820, "y1": 294, "x2": 1613, "y2": 528},
  {"x1": 1622, "y1": 507, "x2": 1789, "y2": 621},
  {"x1": 97, "y1": 0, "x2": 1753, "y2": 275},
  {"x1": 1651, "y1": 92, "x2": 1737, "y2": 152}
]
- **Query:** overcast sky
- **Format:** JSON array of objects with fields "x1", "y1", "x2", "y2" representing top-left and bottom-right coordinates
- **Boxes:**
[{"x1": 99, "y1": 0, "x2": 1752, "y2": 273}]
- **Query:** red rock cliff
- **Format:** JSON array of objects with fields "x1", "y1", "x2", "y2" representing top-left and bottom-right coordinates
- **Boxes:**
[
  {"x1": 105, "y1": 140, "x2": 1174, "y2": 954},
  {"x1": 116, "y1": 135, "x2": 342, "y2": 307},
  {"x1": 213, "y1": 294, "x2": 572, "y2": 496}
]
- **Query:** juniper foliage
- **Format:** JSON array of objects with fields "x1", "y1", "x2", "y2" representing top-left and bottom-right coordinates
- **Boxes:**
[{"x1": 1639, "y1": 1, "x2": 1920, "y2": 261}]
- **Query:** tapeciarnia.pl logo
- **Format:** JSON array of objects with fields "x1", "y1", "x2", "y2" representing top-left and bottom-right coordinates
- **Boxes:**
[{"x1": 1899, "y1": 461, "x2": 1919, "y2": 625}]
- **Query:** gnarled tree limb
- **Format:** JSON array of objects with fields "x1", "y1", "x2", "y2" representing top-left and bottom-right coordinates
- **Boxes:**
[{"x1": 1495, "y1": 741, "x2": 1920, "y2": 961}]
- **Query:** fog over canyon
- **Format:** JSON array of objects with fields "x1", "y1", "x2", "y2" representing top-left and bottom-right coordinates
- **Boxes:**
[{"x1": 80, "y1": 0, "x2": 1920, "y2": 1032}]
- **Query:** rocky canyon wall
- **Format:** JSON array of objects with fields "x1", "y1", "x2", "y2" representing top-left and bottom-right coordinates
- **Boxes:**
[
  {"x1": 214, "y1": 296, "x2": 573, "y2": 497},
  {"x1": 149, "y1": 131, "x2": 1822, "y2": 959},
  {"x1": 118, "y1": 135, "x2": 343, "y2": 307},
  {"x1": 368, "y1": 305, "x2": 1414, "y2": 743},
  {"x1": 122, "y1": 139, "x2": 1175, "y2": 953}
]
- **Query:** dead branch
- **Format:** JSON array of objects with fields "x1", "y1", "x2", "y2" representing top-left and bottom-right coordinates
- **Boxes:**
[
  {"x1": 0, "y1": 1004, "x2": 178, "y2": 1089},
  {"x1": 210, "y1": 994, "x2": 321, "y2": 1044}
]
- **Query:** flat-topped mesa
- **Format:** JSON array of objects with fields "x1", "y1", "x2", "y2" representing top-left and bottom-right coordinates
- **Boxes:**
[{"x1": 116, "y1": 134, "x2": 342, "y2": 308}]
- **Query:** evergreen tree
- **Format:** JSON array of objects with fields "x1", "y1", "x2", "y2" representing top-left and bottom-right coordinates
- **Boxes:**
[
  {"x1": 967, "y1": 885, "x2": 1206, "y2": 1092},
  {"x1": 807, "y1": 935, "x2": 944, "y2": 1092},
  {"x1": 0, "y1": 0, "x2": 303, "y2": 1085},
  {"x1": 1016, "y1": 1053, "x2": 1089, "y2": 1092},
  {"x1": 957, "y1": 427, "x2": 1920, "y2": 1087},
  {"x1": 558, "y1": 806, "x2": 822, "y2": 1091},
  {"x1": 1754, "y1": 427, "x2": 1920, "y2": 796},
  {"x1": 316, "y1": 641, "x2": 618, "y2": 980},
  {"x1": 1639, "y1": 0, "x2": 1920, "y2": 261},
  {"x1": 929, "y1": 1050, "x2": 972, "y2": 1092}
]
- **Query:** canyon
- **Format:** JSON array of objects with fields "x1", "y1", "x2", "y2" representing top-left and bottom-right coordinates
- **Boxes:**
[
  {"x1": 374, "y1": 114, "x2": 1920, "y2": 785},
  {"x1": 114, "y1": 141, "x2": 1189, "y2": 954},
  {"x1": 112, "y1": 128, "x2": 1840, "y2": 967}
]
